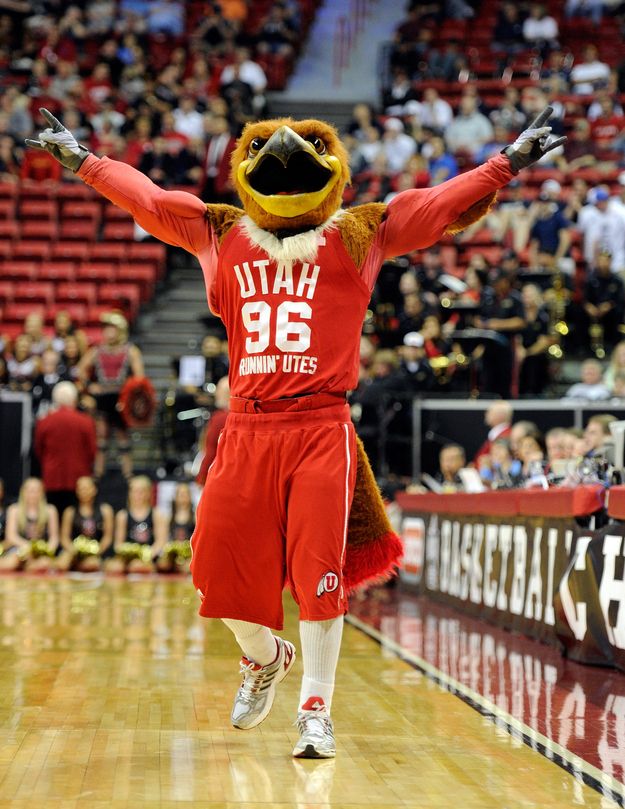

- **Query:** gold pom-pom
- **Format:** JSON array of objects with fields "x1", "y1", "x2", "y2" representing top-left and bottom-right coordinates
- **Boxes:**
[
  {"x1": 72, "y1": 536, "x2": 101, "y2": 559},
  {"x1": 116, "y1": 542, "x2": 152, "y2": 564},
  {"x1": 162, "y1": 540, "x2": 192, "y2": 562}
]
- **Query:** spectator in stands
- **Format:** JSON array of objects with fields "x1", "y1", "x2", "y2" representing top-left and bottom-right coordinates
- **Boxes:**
[
  {"x1": 563, "y1": 359, "x2": 611, "y2": 400},
  {"x1": 173, "y1": 95, "x2": 204, "y2": 142},
  {"x1": 545, "y1": 427, "x2": 570, "y2": 463},
  {"x1": 351, "y1": 125, "x2": 383, "y2": 171},
  {"x1": 58, "y1": 476, "x2": 114, "y2": 572},
  {"x1": 528, "y1": 192, "x2": 571, "y2": 267},
  {"x1": 59, "y1": 334, "x2": 83, "y2": 383},
  {"x1": 493, "y1": 2, "x2": 526, "y2": 52},
  {"x1": 566, "y1": 0, "x2": 603, "y2": 25},
  {"x1": 147, "y1": 0, "x2": 184, "y2": 35},
  {"x1": 474, "y1": 401, "x2": 513, "y2": 465},
  {"x1": 584, "y1": 413, "x2": 617, "y2": 456},
  {"x1": 590, "y1": 98, "x2": 625, "y2": 153},
  {"x1": 475, "y1": 269, "x2": 526, "y2": 398},
  {"x1": 475, "y1": 124, "x2": 512, "y2": 164},
  {"x1": 220, "y1": 47, "x2": 267, "y2": 115},
  {"x1": 395, "y1": 332, "x2": 434, "y2": 394},
  {"x1": 256, "y1": 4, "x2": 297, "y2": 57},
  {"x1": 0, "y1": 134, "x2": 20, "y2": 181},
  {"x1": 415, "y1": 88, "x2": 453, "y2": 132},
  {"x1": 139, "y1": 136, "x2": 200, "y2": 187},
  {"x1": 345, "y1": 103, "x2": 380, "y2": 142},
  {"x1": 201, "y1": 115, "x2": 237, "y2": 204},
  {"x1": 50, "y1": 310, "x2": 85, "y2": 356},
  {"x1": 1, "y1": 477, "x2": 59, "y2": 572},
  {"x1": 485, "y1": 438, "x2": 522, "y2": 489},
  {"x1": 31, "y1": 348, "x2": 68, "y2": 418},
  {"x1": 427, "y1": 135, "x2": 458, "y2": 185},
  {"x1": 603, "y1": 341, "x2": 625, "y2": 391},
  {"x1": 436, "y1": 444, "x2": 466, "y2": 492},
  {"x1": 428, "y1": 39, "x2": 467, "y2": 82},
  {"x1": 34, "y1": 381, "x2": 97, "y2": 517},
  {"x1": 561, "y1": 119, "x2": 599, "y2": 172},
  {"x1": 588, "y1": 86, "x2": 623, "y2": 122},
  {"x1": 398, "y1": 292, "x2": 428, "y2": 337},
  {"x1": 577, "y1": 189, "x2": 625, "y2": 274},
  {"x1": 445, "y1": 96, "x2": 493, "y2": 159},
  {"x1": 381, "y1": 117, "x2": 417, "y2": 174},
  {"x1": 583, "y1": 250, "x2": 625, "y2": 348},
  {"x1": 110, "y1": 475, "x2": 169, "y2": 573},
  {"x1": 518, "y1": 431, "x2": 547, "y2": 480},
  {"x1": 489, "y1": 87, "x2": 526, "y2": 131},
  {"x1": 6, "y1": 334, "x2": 39, "y2": 392},
  {"x1": 383, "y1": 69, "x2": 416, "y2": 113},
  {"x1": 48, "y1": 59, "x2": 82, "y2": 101},
  {"x1": 78, "y1": 311, "x2": 144, "y2": 480},
  {"x1": 23, "y1": 312, "x2": 49, "y2": 356},
  {"x1": 197, "y1": 377, "x2": 230, "y2": 486},
  {"x1": 522, "y1": 3, "x2": 559, "y2": 52},
  {"x1": 20, "y1": 141, "x2": 62, "y2": 182},
  {"x1": 563, "y1": 178, "x2": 589, "y2": 223},
  {"x1": 570, "y1": 45, "x2": 611, "y2": 94},
  {"x1": 518, "y1": 284, "x2": 551, "y2": 396},
  {"x1": 509, "y1": 420, "x2": 540, "y2": 457}
]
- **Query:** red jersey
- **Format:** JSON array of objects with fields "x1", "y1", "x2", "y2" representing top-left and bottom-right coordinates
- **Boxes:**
[{"x1": 78, "y1": 153, "x2": 514, "y2": 399}]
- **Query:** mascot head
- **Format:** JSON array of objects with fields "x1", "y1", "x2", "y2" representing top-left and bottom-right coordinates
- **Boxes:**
[{"x1": 231, "y1": 117, "x2": 350, "y2": 233}]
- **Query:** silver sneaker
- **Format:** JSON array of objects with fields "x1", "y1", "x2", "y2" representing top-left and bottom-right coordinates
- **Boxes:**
[
  {"x1": 231, "y1": 638, "x2": 296, "y2": 730},
  {"x1": 292, "y1": 708, "x2": 336, "y2": 758}
]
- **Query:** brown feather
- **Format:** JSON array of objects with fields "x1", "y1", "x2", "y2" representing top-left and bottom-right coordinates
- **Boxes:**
[
  {"x1": 205, "y1": 203, "x2": 244, "y2": 243},
  {"x1": 347, "y1": 436, "x2": 395, "y2": 547},
  {"x1": 445, "y1": 191, "x2": 498, "y2": 235},
  {"x1": 337, "y1": 203, "x2": 388, "y2": 269}
]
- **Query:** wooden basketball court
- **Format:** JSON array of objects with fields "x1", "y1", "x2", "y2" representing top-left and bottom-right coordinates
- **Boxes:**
[{"x1": 0, "y1": 575, "x2": 621, "y2": 808}]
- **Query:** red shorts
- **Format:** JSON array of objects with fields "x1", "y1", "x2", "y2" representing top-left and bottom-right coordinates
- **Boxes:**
[{"x1": 190, "y1": 402, "x2": 357, "y2": 629}]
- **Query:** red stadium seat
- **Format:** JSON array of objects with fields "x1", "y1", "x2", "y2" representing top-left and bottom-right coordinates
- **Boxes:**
[
  {"x1": 20, "y1": 200, "x2": 57, "y2": 220},
  {"x1": 127, "y1": 242, "x2": 166, "y2": 278},
  {"x1": 103, "y1": 204, "x2": 133, "y2": 222},
  {"x1": 59, "y1": 219, "x2": 98, "y2": 241},
  {"x1": 0, "y1": 280, "x2": 14, "y2": 304},
  {"x1": 90, "y1": 243, "x2": 127, "y2": 263},
  {"x1": 20, "y1": 221, "x2": 57, "y2": 240},
  {"x1": 97, "y1": 282, "x2": 141, "y2": 318},
  {"x1": 2, "y1": 302, "x2": 46, "y2": 323},
  {"x1": 13, "y1": 281, "x2": 55, "y2": 305},
  {"x1": 86, "y1": 303, "x2": 117, "y2": 326},
  {"x1": 117, "y1": 263, "x2": 156, "y2": 300},
  {"x1": 38, "y1": 262, "x2": 76, "y2": 282},
  {"x1": 46, "y1": 302, "x2": 87, "y2": 326},
  {"x1": 76, "y1": 263, "x2": 117, "y2": 283},
  {"x1": 12, "y1": 241, "x2": 51, "y2": 261},
  {"x1": 0, "y1": 221, "x2": 19, "y2": 240},
  {"x1": 103, "y1": 221, "x2": 135, "y2": 241},
  {"x1": 0, "y1": 199, "x2": 15, "y2": 219},
  {"x1": 62, "y1": 201, "x2": 101, "y2": 222},
  {"x1": 56, "y1": 184, "x2": 97, "y2": 202},
  {"x1": 0, "y1": 183, "x2": 18, "y2": 199},
  {"x1": 0, "y1": 261, "x2": 38, "y2": 281},
  {"x1": 51, "y1": 242, "x2": 90, "y2": 262},
  {"x1": 56, "y1": 281, "x2": 98, "y2": 305},
  {"x1": 19, "y1": 183, "x2": 55, "y2": 200}
]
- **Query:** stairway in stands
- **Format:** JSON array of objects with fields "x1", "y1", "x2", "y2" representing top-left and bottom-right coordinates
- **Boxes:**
[{"x1": 131, "y1": 255, "x2": 208, "y2": 472}]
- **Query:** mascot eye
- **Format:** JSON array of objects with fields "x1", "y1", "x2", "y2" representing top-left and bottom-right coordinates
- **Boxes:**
[
  {"x1": 308, "y1": 136, "x2": 326, "y2": 155},
  {"x1": 248, "y1": 137, "x2": 266, "y2": 156}
]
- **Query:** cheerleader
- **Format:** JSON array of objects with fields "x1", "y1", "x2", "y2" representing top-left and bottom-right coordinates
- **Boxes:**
[
  {"x1": 109, "y1": 475, "x2": 168, "y2": 573},
  {"x1": 58, "y1": 476, "x2": 114, "y2": 571},
  {"x1": 1, "y1": 478, "x2": 59, "y2": 571}
]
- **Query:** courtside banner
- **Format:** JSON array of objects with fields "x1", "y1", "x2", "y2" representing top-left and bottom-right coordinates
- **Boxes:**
[
  {"x1": 403, "y1": 511, "x2": 571, "y2": 646},
  {"x1": 396, "y1": 490, "x2": 625, "y2": 673},
  {"x1": 554, "y1": 524, "x2": 625, "y2": 672}
]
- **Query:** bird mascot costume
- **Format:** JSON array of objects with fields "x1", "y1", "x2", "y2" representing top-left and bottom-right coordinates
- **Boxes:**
[{"x1": 28, "y1": 105, "x2": 563, "y2": 758}]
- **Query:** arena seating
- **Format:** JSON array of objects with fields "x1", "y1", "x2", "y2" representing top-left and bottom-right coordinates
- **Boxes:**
[{"x1": 0, "y1": 181, "x2": 166, "y2": 343}]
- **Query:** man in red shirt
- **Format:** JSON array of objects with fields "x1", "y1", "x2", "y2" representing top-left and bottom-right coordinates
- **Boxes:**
[
  {"x1": 27, "y1": 106, "x2": 563, "y2": 758},
  {"x1": 34, "y1": 381, "x2": 97, "y2": 517},
  {"x1": 589, "y1": 98, "x2": 625, "y2": 152}
]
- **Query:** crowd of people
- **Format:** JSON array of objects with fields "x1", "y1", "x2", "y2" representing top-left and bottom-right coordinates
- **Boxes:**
[
  {"x1": 0, "y1": 470, "x2": 196, "y2": 574},
  {"x1": 413, "y1": 399, "x2": 620, "y2": 493}
]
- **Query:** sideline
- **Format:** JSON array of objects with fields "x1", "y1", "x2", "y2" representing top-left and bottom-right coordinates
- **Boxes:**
[{"x1": 346, "y1": 612, "x2": 625, "y2": 808}]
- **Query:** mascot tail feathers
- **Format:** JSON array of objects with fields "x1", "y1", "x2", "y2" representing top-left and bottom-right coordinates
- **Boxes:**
[
  {"x1": 343, "y1": 529, "x2": 403, "y2": 594},
  {"x1": 343, "y1": 436, "x2": 403, "y2": 594}
]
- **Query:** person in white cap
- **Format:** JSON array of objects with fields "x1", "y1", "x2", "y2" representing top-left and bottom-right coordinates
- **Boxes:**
[
  {"x1": 381, "y1": 117, "x2": 417, "y2": 173},
  {"x1": 577, "y1": 188, "x2": 625, "y2": 273}
]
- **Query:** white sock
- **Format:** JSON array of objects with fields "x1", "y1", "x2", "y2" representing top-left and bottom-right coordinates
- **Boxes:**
[
  {"x1": 298, "y1": 616, "x2": 344, "y2": 713},
  {"x1": 222, "y1": 618, "x2": 278, "y2": 666}
]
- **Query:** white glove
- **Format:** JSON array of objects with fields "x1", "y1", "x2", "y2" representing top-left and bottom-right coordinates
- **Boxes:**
[
  {"x1": 503, "y1": 106, "x2": 567, "y2": 173},
  {"x1": 25, "y1": 108, "x2": 90, "y2": 172}
]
